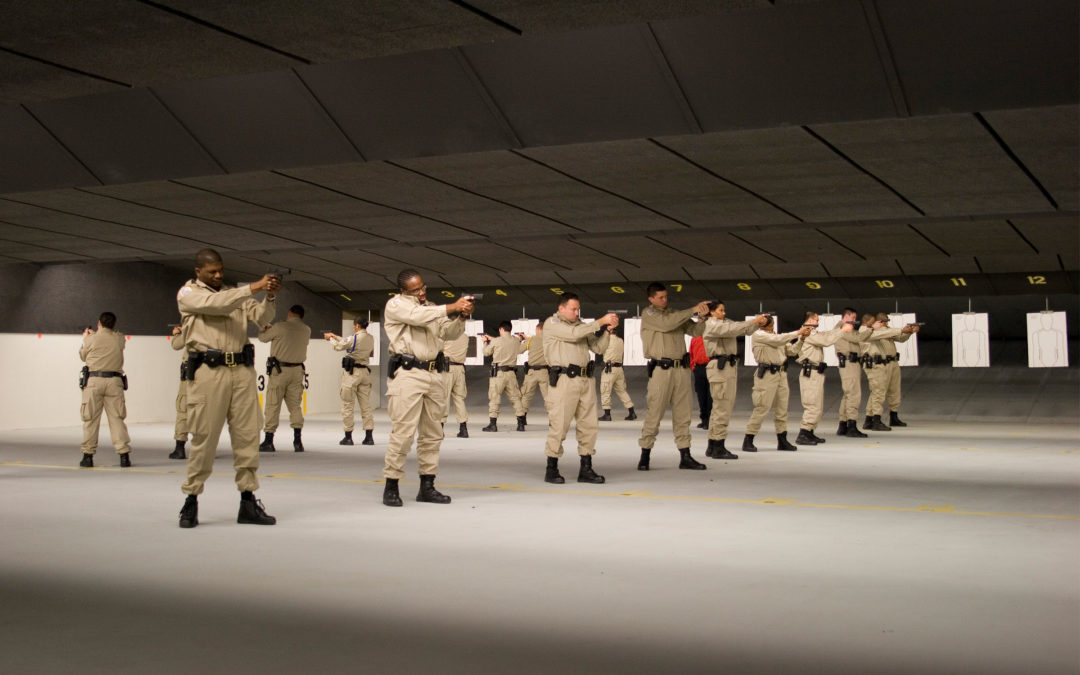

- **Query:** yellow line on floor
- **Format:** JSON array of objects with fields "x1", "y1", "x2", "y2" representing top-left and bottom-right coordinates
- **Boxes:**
[{"x1": 6, "y1": 461, "x2": 1078, "y2": 521}]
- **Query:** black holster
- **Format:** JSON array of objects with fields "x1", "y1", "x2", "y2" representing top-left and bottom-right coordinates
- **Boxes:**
[
  {"x1": 79, "y1": 366, "x2": 89, "y2": 390},
  {"x1": 121, "y1": 374, "x2": 128, "y2": 391},
  {"x1": 267, "y1": 356, "x2": 281, "y2": 376},
  {"x1": 342, "y1": 355, "x2": 356, "y2": 372},
  {"x1": 838, "y1": 353, "x2": 847, "y2": 368}
]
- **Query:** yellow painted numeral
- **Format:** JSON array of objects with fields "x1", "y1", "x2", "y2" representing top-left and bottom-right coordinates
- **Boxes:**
[
  {"x1": 611, "y1": 285, "x2": 625, "y2": 294},
  {"x1": 737, "y1": 282, "x2": 751, "y2": 291},
  {"x1": 670, "y1": 284, "x2": 683, "y2": 292},
  {"x1": 550, "y1": 287, "x2": 564, "y2": 295},
  {"x1": 1027, "y1": 275, "x2": 1046, "y2": 285},
  {"x1": 806, "y1": 281, "x2": 821, "y2": 290},
  {"x1": 875, "y1": 279, "x2": 894, "y2": 288},
  {"x1": 950, "y1": 277, "x2": 966, "y2": 287},
  {"x1": 496, "y1": 289, "x2": 508, "y2": 296},
  {"x1": 441, "y1": 290, "x2": 455, "y2": 297}
]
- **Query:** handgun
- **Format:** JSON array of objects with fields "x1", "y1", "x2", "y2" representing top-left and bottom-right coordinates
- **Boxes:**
[
  {"x1": 459, "y1": 292, "x2": 484, "y2": 301},
  {"x1": 266, "y1": 268, "x2": 290, "y2": 279},
  {"x1": 167, "y1": 323, "x2": 181, "y2": 328},
  {"x1": 907, "y1": 322, "x2": 926, "y2": 327},
  {"x1": 605, "y1": 309, "x2": 629, "y2": 315}
]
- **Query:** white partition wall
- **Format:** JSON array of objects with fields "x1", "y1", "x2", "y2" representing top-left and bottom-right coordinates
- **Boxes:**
[
  {"x1": 510, "y1": 318, "x2": 539, "y2": 365},
  {"x1": 888, "y1": 313, "x2": 919, "y2": 366},
  {"x1": 623, "y1": 318, "x2": 646, "y2": 366},
  {"x1": 952, "y1": 313, "x2": 990, "y2": 367},
  {"x1": 818, "y1": 313, "x2": 841, "y2": 366},
  {"x1": 1027, "y1": 311, "x2": 1069, "y2": 367},
  {"x1": 464, "y1": 320, "x2": 485, "y2": 366}
]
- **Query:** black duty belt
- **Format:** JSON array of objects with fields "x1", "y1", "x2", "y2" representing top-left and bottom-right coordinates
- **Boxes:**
[
  {"x1": 81, "y1": 367, "x2": 128, "y2": 390},
  {"x1": 490, "y1": 364, "x2": 519, "y2": 377},
  {"x1": 800, "y1": 359, "x2": 827, "y2": 378},
  {"x1": 755, "y1": 363, "x2": 787, "y2": 379},
  {"x1": 267, "y1": 356, "x2": 305, "y2": 376},
  {"x1": 87, "y1": 370, "x2": 124, "y2": 378},
  {"x1": 183, "y1": 345, "x2": 256, "y2": 380},
  {"x1": 548, "y1": 362, "x2": 595, "y2": 386},
  {"x1": 526, "y1": 364, "x2": 549, "y2": 372},
  {"x1": 450, "y1": 361, "x2": 465, "y2": 367},
  {"x1": 710, "y1": 354, "x2": 739, "y2": 370},
  {"x1": 389, "y1": 353, "x2": 448, "y2": 378},
  {"x1": 848, "y1": 351, "x2": 859, "y2": 361},
  {"x1": 342, "y1": 355, "x2": 369, "y2": 373},
  {"x1": 603, "y1": 361, "x2": 623, "y2": 373},
  {"x1": 646, "y1": 353, "x2": 692, "y2": 378}
]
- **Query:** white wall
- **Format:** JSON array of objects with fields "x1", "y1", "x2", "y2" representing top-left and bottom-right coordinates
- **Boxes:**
[{"x1": 0, "y1": 331, "x2": 376, "y2": 432}]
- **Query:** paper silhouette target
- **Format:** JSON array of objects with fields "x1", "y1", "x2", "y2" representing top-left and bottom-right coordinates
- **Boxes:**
[
  {"x1": 951, "y1": 313, "x2": 989, "y2": 367},
  {"x1": 1026, "y1": 312, "x2": 1068, "y2": 367}
]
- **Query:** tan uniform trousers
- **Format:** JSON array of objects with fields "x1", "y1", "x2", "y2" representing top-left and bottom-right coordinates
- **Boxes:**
[
  {"x1": 637, "y1": 365, "x2": 693, "y2": 450},
  {"x1": 385, "y1": 368, "x2": 447, "y2": 480},
  {"x1": 341, "y1": 367, "x2": 374, "y2": 432},
  {"x1": 520, "y1": 368, "x2": 550, "y2": 414},
  {"x1": 545, "y1": 374, "x2": 599, "y2": 458},
  {"x1": 80, "y1": 376, "x2": 131, "y2": 454},
  {"x1": 864, "y1": 364, "x2": 888, "y2": 417},
  {"x1": 885, "y1": 361, "x2": 902, "y2": 412},
  {"x1": 442, "y1": 364, "x2": 468, "y2": 424},
  {"x1": 488, "y1": 370, "x2": 524, "y2": 418},
  {"x1": 837, "y1": 361, "x2": 862, "y2": 422},
  {"x1": 174, "y1": 379, "x2": 188, "y2": 442},
  {"x1": 745, "y1": 371, "x2": 790, "y2": 435},
  {"x1": 183, "y1": 364, "x2": 261, "y2": 495},
  {"x1": 706, "y1": 361, "x2": 738, "y2": 440},
  {"x1": 263, "y1": 365, "x2": 304, "y2": 433},
  {"x1": 798, "y1": 370, "x2": 825, "y2": 430},
  {"x1": 600, "y1": 367, "x2": 633, "y2": 410}
]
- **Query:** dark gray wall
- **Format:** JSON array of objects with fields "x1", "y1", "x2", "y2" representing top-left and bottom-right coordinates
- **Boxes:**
[{"x1": 0, "y1": 261, "x2": 341, "y2": 335}]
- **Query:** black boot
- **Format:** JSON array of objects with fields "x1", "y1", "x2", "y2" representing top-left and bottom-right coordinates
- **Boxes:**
[
  {"x1": 678, "y1": 448, "x2": 706, "y2": 470},
  {"x1": 516, "y1": 415, "x2": 526, "y2": 432},
  {"x1": 869, "y1": 415, "x2": 892, "y2": 431},
  {"x1": 863, "y1": 415, "x2": 873, "y2": 430},
  {"x1": 624, "y1": 407, "x2": 637, "y2": 421},
  {"x1": 713, "y1": 439, "x2": 738, "y2": 460},
  {"x1": 259, "y1": 432, "x2": 275, "y2": 453},
  {"x1": 836, "y1": 420, "x2": 848, "y2": 436},
  {"x1": 777, "y1": 432, "x2": 797, "y2": 451},
  {"x1": 545, "y1": 456, "x2": 565, "y2": 484},
  {"x1": 293, "y1": 428, "x2": 304, "y2": 452},
  {"x1": 810, "y1": 429, "x2": 827, "y2": 444},
  {"x1": 637, "y1": 448, "x2": 651, "y2": 471},
  {"x1": 889, "y1": 411, "x2": 907, "y2": 427},
  {"x1": 482, "y1": 417, "x2": 497, "y2": 432},
  {"x1": 845, "y1": 420, "x2": 868, "y2": 438},
  {"x1": 599, "y1": 409, "x2": 612, "y2": 422},
  {"x1": 237, "y1": 492, "x2": 276, "y2": 525},
  {"x1": 522, "y1": 414, "x2": 528, "y2": 425},
  {"x1": 417, "y1": 474, "x2": 451, "y2": 503},
  {"x1": 339, "y1": 430, "x2": 354, "y2": 446},
  {"x1": 362, "y1": 429, "x2": 375, "y2": 445},
  {"x1": 742, "y1": 434, "x2": 758, "y2": 453},
  {"x1": 120, "y1": 453, "x2": 132, "y2": 468},
  {"x1": 578, "y1": 455, "x2": 605, "y2": 483},
  {"x1": 795, "y1": 429, "x2": 818, "y2": 446},
  {"x1": 705, "y1": 439, "x2": 716, "y2": 458},
  {"x1": 169, "y1": 440, "x2": 186, "y2": 460},
  {"x1": 383, "y1": 478, "x2": 403, "y2": 507},
  {"x1": 178, "y1": 495, "x2": 198, "y2": 529},
  {"x1": 79, "y1": 454, "x2": 93, "y2": 468},
  {"x1": 457, "y1": 422, "x2": 469, "y2": 438}
]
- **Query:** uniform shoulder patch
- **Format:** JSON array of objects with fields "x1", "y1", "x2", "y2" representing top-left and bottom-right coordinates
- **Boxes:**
[{"x1": 178, "y1": 286, "x2": 192, "y2": 298}]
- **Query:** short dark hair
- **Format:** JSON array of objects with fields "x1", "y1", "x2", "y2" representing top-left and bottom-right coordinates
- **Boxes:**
[
  {"x1": 646, "y1": 282, "x2": 666, "y2": 298},
  {"x1": 499, "y1": 321, "x2": 513, "y2": 332},
  {"x1": 875, "y1": 312, "x2": 889, "y2": 322},
  {"x1": 353, "y1": 318, "x2": 369, "y2": 329},
  {"x1": 706, "y1": 301, "x2": 719, "y2": 312},
  {"x1": 842, "y1": 307, "x2": 858, "y2": 317},
  {"x1": 396, "y1": 269, "x2": 421, "y2": 291},
  {"x1": 195, "y1": 248, "x2": 222, "y2": 268},
  {"x1": 804, "y1": 311, "x2": 818, "y2": 322},
  {"x1": 99, "y1": 312, "x2": 116, "y2": 330},
  {"x1": 558, "y1": 292, "x2": 579, "y2": 307},
  {"x1": 289, "y1": 305, "x2": 305, "y2": 318},
  {"x1": 862, "y1": 313, "x2": 876, "y2": 325},
  {"x1": 762, "y1": 314, "x2": 774, "y2": 328}
]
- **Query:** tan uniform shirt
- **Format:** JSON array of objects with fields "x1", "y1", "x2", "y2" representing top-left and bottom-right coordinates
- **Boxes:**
[
  {"x1": 864, "y1": 326, "x2": 904, "y2": 359},
  {"x1": 798, "y1": 326, "x2": 845, "y2": 363},
  {"x1": 835, "y1": 326, "x2": 871, "y2": 358},
  {"x1": 600, "y1": 334, "x2": 623, "y2": 363},
  {"x1": 527, "y1": 333, "x2": 548, "y2": 367},
  {"x1": 177, "y1": 280, "x2": 275, "y2": 352},
  {"x1": 484, "y1": 333, "x2": 525, "y2": 366},
  {"x1": 702, "y1": 318, "x2": 756, "y2": 356},
  {"x1": 384, "y1": 293, "x2": 464, "y2": 358},
  {"x1": 641, "y1": 306, "x2": 704, "y2": 359},
  {"x1": 259, "y1": 316, "x2": 311, "y2": 362},
  {"x1": 543, "y1": 314, "x2": 609, "y2": 367},
  {"x1": 443, "y1": 333, "x2": 469, "y2": 363},
  {"x1": 80, "y1": 327, "x2": 125, "y2": 371},
  {"x1": 330, "y1": 329, "x2": 374, "y2": 364},
  {"x1": 752, "y1": 330, "x2": 803, "y2": 364}
]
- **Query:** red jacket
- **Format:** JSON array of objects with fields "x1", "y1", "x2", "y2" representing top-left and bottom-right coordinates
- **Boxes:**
[{"x1": 689, "y1": 336, "x2": 709, "y2": 370}]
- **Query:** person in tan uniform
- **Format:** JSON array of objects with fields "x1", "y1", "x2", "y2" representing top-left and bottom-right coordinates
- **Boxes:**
[
  {"x1": 441, "y1": 331, "x2": 470, "y2": 438},
  {"x1": 637, "y1": 282, "x2": 711, "y2": 471},
  {"x1": 879, "y1": 312, "x2": 919, "y2": 429},
  {"x1": 519, "y1": 322, "x2": 550, "y2": 425},
  {"x1": 481, "y1": 322, "x2": 527, "y2": 432},
  {"x1": 326, "y1": 318, "x2": 376, "y2": 446},
  {"x1": 258, "y1": 305, "x2": 311, "y2": 453},
  {"x1": 382, "y1": 270, "x2": 473, "y2": 507},
  {"x1": 170, "y1": 320, "x2": 190, "y2": 460},
  {"x1": 78, "y1": 312, "x2": 132, "y2": 468},
  {"x1": 702, "y1": 302, "x2": 767, "y2": 460},
  {"x1": 795, "y1": 312, "x2": 854, "y2": 446},
  {"x1": 741, "y1": 317, "x2": 811, "y2": 452},
  {"x1": 597, "y1": 325, "x2": 636, "y2": 422},
  {"x1": 541, "y1": 294, "x2": 619, "y2": 484},
  {"x1": 861, "y1": 314, "x2": 916, "y2": 432},
  {"x1": 176, "y1": 249, "x2": 280, "y2": 529},
  {"x1": 834, "y1": 307, "x2": 871, "y2": 438}
]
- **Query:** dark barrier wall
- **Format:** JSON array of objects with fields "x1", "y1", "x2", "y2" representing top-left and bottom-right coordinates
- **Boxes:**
[{"x1": 0, "y1": 262, "x2": 341, "y2": 336}]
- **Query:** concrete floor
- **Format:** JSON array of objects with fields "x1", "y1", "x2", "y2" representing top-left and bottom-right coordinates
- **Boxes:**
[{"x1": 1, "y1": 411, "x2": 1077, "y2": 674}]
